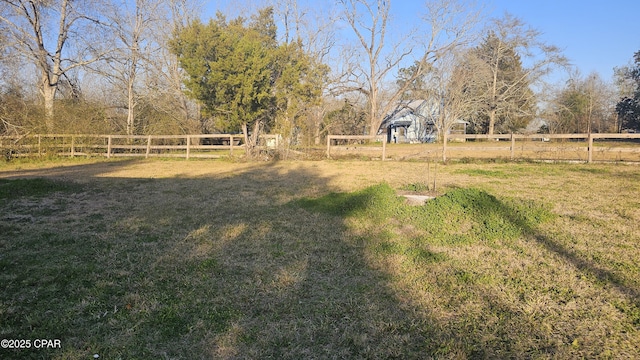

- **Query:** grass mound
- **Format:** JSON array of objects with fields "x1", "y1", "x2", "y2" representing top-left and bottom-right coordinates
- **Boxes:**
[
  {"x1": 299, "y1": 183, "x2": 554, "y2": 245},
  {"x1": 296, "y1": 182, "x2": 405, "y2": 221}
]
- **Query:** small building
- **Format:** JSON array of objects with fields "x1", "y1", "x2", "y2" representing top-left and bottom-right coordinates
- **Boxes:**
[
  {"x1": 379, "y1": 100, "x2": 436, "y2": 143},
  {"x1": 379, "y1": 100, "x2": 468, "y2": 143}
]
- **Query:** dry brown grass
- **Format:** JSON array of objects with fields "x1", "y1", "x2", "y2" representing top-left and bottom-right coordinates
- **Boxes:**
[{"x1": 0, "y1": 157, "x2": 639, "y2": 359}]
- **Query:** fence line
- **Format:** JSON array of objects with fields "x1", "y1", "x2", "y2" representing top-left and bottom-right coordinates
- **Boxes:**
[
  {"x1": 326, "y1": 135, "x2": 386, "y2": 160},
  {"x1": 3, "y1": 132, "x2": 640, "y2": 163},
  {"x1": 0, "y1": 134, "x2": 281, "y2": 159},
  {"x1": 445, "y1": 133, "x2": 640, "y2": 163}
]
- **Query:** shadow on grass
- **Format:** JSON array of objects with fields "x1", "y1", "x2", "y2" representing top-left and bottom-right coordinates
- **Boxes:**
[
  {"x1": 0, "y1": 159, "x2": 637, "y2": 359},
  {"x1": 475, "y1": 193, "x2": 640, "y2": 310},
  {"x1": 460, "y1": 190, "x2": 640, "y2": 328},
  {"x1": 0, "y1": 160, "x2": 433, "y2": 359}
]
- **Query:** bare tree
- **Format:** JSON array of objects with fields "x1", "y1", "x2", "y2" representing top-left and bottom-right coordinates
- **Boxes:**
[
  {"x1": 0, "y1": 0, "x2": 110, "y2": 131},
  {"x1": 469, "y1": 13, "x2": 568, "y2": 135},
  {"x1": 544, "y1": 70, "x2": 616, "y2": 134},
  {"x1": 89, "y1": 0, "x2": 202, "y2": 135},
  {"x1": 268, "y1": 0, "x2": 336, "y2": 146},
  {"x1": 423, "y1": 50, "x2": 484, "y2": 160},
  {"x1": 584, "y1": 72, "x2": 616, "y2": 133},
  {"x1": 102, "y1": 0, "x2": 163, "y2": 135},
  {"x1": 144, "y1": 0, "x2": 202, "y2": 132},
  {"x1": 335, "y1": 0, "x2": 480, "y2": 138}
]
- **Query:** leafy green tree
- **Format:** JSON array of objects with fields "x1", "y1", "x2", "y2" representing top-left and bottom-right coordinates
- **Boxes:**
[
  {"x1": 616, "y1": 51, "x2": 640, "y2": 131},
  {"x1": 170, "y1": 10, "x2": 276, "y2": 154},
  {"x1": 550, "y1": 81, "x2": 589, "y2": 133},
  {"x1": 171, "y1": 7, "x2": 325, "y2": 155},
  {"x1": 395, "y1": 62, "x2": 432, "y2": 101},
  {"x1": 272, "y1": 40, "x2": 328, "y2": 148}
]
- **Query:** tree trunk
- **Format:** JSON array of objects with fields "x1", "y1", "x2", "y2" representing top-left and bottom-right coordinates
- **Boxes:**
[
  {"x1": 251, "y1": 120, "x2": 261, "y2": 156},
  {"x1": 242, "y1": 123, "x2": 250, "y2": 156},
  {"x1": 242, "y1": 121, "x2": 262, "y2": 157},
  {"x1": 369, "y1": 83, "x2": 379, "y2": 138},
  {"x1": 127, "y1": 81, "x2": 135, "y2": 135},
  {"x1": 42, "y1": 78, "x2": 57, "y2": 133},
  {"x1": 442, "y1": 128, "x2": 448, "y2": 162},
  {"x1": 488, "y1": 108, "x2": 497, "y2": 135}
]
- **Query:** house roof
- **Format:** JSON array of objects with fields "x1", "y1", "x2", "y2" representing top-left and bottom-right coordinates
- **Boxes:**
[{"x1": 380, "y1": 100, "x2": 430, "y2": 129}]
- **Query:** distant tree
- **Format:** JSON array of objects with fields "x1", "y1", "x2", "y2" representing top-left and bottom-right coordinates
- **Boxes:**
[
  {"x1": 466, "y1": 14, "x2": 567, "y2": 135},
  {"x1": 420, "y1": 50, "x2": 485, "y2": 160},
  {"x1": 271, "y1": 0, "x2": 336, "y2": 146},
  {"x1": 547, "y1": 79, "x2": 589, "y2": 134},
  {"x1": 272, "y1": 39, "x2": 328, "y2": 149},
  {"x1": 544, "y1": 71, "x2": 615, "y2": 134},
  {"x1": 580, "y1": 72, "x2": 615, "y2": 133},
  {"x1": 0, "y1": 0, "x2": 110, "y2": 131},
  {"x1": 324, "y1": 99, "x2": 367, "y2": 136},
  {"x1": 396, "y1": 62, "x2": 431, "y2": 101},
  {"x1": 102, "y1": 0, "x2": 164, "y2": 135},
  {"x1": 335, "y1": 0, "x2": 480, "y2": 138},
  {"x1": 144, "y1": 0, "x2": 203, "y2": 134},
  {"x1": 171, "y1": 11, "x2": 276, "y2": 154},
  {"x1": 615, "y1": 51, "x2": 640, "y2": 131}
]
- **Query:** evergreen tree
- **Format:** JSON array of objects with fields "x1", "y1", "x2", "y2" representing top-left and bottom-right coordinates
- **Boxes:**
[
  {"x1": 170, "y1": 8, "x2": 325, "y2": 154},
  {"x1": 469, "y1": 31, "x2": 535, "y2": 134},
  {"x1": 616, "y1": 51, "x2": 640, "y2": 131}
]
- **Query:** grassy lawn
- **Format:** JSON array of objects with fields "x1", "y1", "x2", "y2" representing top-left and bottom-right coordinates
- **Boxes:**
[{"x1": 0, "y1": 158, "x2": 639, "y2": 359}]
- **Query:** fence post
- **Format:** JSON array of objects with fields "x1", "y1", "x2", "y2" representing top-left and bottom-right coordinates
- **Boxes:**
[
  {"x1": 382, "y1": 139, "x2": 386, "y2": 161},
  {"x1": 107, "y1": 136, "x2": 112, "y2": 158},
  {"x1": 510, "y1": 133, "x2": 515, "y2": 160},
  {"x1": 587, "y1": 133, "x2": 593, "y2": 163},
  {"x1": 186, "y1": 135, "x2": 191, "y2": 160},
  {"x1": 71, "y1": 136, "x2": 75, "y2": 157},
  {"x1": 37, "y1": 135, "x2": 42, "y2": 157},
  {"x1": 443, "y1": 133, "x2": 448, "y2": 162},
  {"x1": 146, "y1": 135, "x2": 151, "y2": 158},
  {"x1": 230, "y1": 135, "x2": 234, "y2": 156}
]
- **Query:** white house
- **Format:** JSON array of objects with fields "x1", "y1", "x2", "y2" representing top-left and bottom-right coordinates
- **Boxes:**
[
  {"x1": 378, "y1": 100, "x2": 436, "y2": 143},
  {"x1": 379, "y1": 100, "x2": 468, "y2": 143}
]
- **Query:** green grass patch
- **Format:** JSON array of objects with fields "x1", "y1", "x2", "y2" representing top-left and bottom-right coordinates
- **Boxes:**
[
  {"x1": 296, "y1": 182, "x2": 404, "y2": 221},
  {"x1": 453, "y1": 168, "x2": 516, "y2": 178},
  {"x1": 299, "y1": 183, "x2": 554, "y2": 249},
  {"x1": 0, "y1": 178, "x2": 79, "y2": 200},
  {"x1": 399, "y1": 182, "x2": 431, "y2": 192}
]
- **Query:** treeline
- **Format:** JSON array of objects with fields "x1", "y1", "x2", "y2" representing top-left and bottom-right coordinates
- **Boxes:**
[{"x1": 1, "y1": 0, "x2": 639, "y2": 150}]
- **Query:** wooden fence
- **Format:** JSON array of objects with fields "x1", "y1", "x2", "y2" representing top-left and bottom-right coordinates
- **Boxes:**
[
  {"x1": 3, "y1": 132, "x2": 640, "y2": 163},
  {"x1": 323, "y1": 133, "x2": 640, "y2": 163},
  {"x1": 0, "y1": 134, "x2": 280, "y2": 159},
  {"x1": 326, "y1": 135, "x2": 386, "y2": 160},
  {"x1": 444, "y1": 133, "x2": 640, "y2": 163}
]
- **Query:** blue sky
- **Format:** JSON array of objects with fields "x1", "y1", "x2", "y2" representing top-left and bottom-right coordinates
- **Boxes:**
[
  {"x1": 486, "y1": 0, "x2": 640, "y2": 81},
  {"x1": 204, "y1": 0, "x2": 640, "y2": 83}
]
